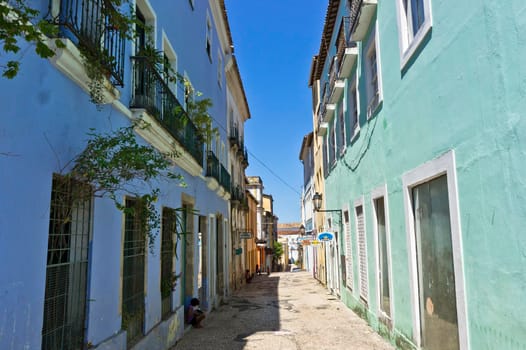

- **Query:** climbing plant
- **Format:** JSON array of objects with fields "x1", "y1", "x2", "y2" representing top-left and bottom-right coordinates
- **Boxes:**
[
  {"x1": 62, "y1": 121, "x2": 184, "y2": 250},
  {"x1": 0, "y1": 0, "x2": 59, "y2": 78}
]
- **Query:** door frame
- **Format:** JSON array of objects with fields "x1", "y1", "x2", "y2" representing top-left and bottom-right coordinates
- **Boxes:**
[{"x1": 402, "y1": 150, "x2": 468, "y2": 349}]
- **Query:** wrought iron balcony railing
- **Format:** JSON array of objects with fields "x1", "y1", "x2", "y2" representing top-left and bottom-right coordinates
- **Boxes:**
[
  {"x1": 231, "y1": 185, "x2": 245, "y2": 202},
  {"x1": 220, "y1": 165, "x2": 231, "y2": 193},
  {"x1": 243, "y1": 148, "x2": 249, "y2": 167},
  {"x1": 47, "y1": 0, "x2": 125, "y2": 86},
  {"x1": 130, "y1": 56, "x2": 204, "y2": 166},
  {"x1": 206, "y1": 151, "x2": 220, "y2": 182},
  {"x1": 347, "y1": 0, "x2": 363, "y2": 41},
  {"x1": 229, "y1": 123, "x2": 239, "y2": 147},
  {"x1": 318, "y1": 82, "x2": 330, "y2": 123}
]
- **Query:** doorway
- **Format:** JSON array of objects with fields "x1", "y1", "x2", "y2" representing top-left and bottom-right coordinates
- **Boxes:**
[{"x1": 413, "y1": 175, "x2": 459, "y2": 350}]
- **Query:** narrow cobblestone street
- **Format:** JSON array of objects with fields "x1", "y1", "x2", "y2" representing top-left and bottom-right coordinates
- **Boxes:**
[{"x1": 172, "y1": 271, "x2": 394, "y2": 350}]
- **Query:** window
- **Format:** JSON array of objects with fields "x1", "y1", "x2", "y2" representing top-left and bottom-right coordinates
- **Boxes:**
[
  {"x1": 347, "y1": 75, "x2": 359, "y2": 141},
  {"x1": 337, "y1": 103, "x2": 346, "y2": 155},
  {"x1": 217, "y1": 49, "x2": 223, "y2": 87},
  {"x1": 132, "y1": 1, "x2": 157, "y2": 111},
  {"x1": 364, "y1": 25, "x2": 382, "y2": 118},
  {"x1": 161, "y1": 207, "x2": 178, "y2": 319},
  {"x1": 42, "y1": 175, "x2": 92, "y2": 350},
  {"x1": 355, "y1": 200, "x2": 368, "y2": 303},
  {"x1": 328, "y1": 122, "x2": 336, "y2": 167},
  {"x1": 162, "y1": 34, "x2": 178, "y2": 97},
  {"x1": 402, "y1": 150, "x2": 467, "y2": 349},
  {"x1": 206, "y1": 13, "x2": 212, "y2": 62},
  {"x1": 344, "y1": 210, "x2": 354, "y2": 291},
  {"x1": 135, "y1": 7, "x2": 146, "y2": 54},
  {"x1": 122, "y1": 197, "x2": 146, "y2": 345},
  {"x1": 372, "y1": 188, "x2": 392, "y2": 320},
  {"x1": 395, "y1": 0, "x2": 433, "y2": 67}
]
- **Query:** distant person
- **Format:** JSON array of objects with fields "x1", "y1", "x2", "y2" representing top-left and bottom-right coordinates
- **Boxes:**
[
  {"x1": 256, "y1": 264, "x2": 260, "y2": 275},
  {"x1": 187, "y1": 298, "x2": 205, "y2": 328}
]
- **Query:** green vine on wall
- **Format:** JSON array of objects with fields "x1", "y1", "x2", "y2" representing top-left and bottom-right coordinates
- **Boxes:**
[{"x1": 64, "y1": 121, "x2": 184, "y2": 250}]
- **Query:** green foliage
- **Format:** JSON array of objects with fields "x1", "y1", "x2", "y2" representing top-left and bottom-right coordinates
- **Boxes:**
[
  {"x1": 273, "y1": 241, "x2": 284, "y2": 260},
  {"x1": 1, "y1": 1, "x2": 218, "y2": 144},
  {"x1": 68, "y1": 122, "x2": 184, "y2": 249},
  {"x1": 137, "y1": 42, "x2": 218, "y2": 143},
  {"x1": 0, "y1": 0, "x2": 57, "y2": 78}
]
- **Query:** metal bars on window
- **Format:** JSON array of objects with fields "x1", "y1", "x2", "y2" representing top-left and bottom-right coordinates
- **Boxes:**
[
  {"x1": 344, "y1": 211, "x2": 354, "y2": 291},
  {"x1": 122, "y1": 198, "x2": 146, "y2": 345},
  {"x1": 42, "y1": 174, "x2": 92, "y2": 350},
  {"x1": 160, "y1": 208, "x2": 177, "y2": 319},
  {"x1": 356, "y1": 205, "x2": 369, "y2": 303}
]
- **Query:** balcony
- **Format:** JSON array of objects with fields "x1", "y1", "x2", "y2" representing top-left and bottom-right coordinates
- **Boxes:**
[
  {"x1": 338, "y1": 17, "x2": 359, "y2": 78},
  {"x1": 130, "y1": 56, "x2": 204, "y2": 167},
  {"x1": 219, "y1": 165, "x2": 231, "y2": 193},
  {"x1": 348, "y1": 0, "x2": 378, "y2": 42},
  {"x1": 318, "y1": 122, "x2": 329, "y2": 136},
  {"x1": 318, "y1": 82, "x2": 336, "y2": 127},
  {"x1": 229, "y1": 123, "x2": 240, "y2": 148},
  {"x1": 47, "y1": 0, "x2": 125, "y2": 86},
  {"x1": 231, "y1": 185, "x2": 244, "y2": 203},
  {"x1": 206, "y1": 151, "x2": 220, "y2": 183},
  {"x1": 231, "y1": 185, "x2": 248, "y2": 210}
]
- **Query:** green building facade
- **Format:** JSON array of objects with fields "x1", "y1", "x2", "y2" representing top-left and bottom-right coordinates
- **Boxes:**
[{"x1": 309, "y1": 0, "x2": 526, "y2": 349}]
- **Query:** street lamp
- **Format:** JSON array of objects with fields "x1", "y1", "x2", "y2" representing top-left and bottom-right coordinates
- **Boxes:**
[
  {"x1": 312, "y1": 192, "x2": 343, "y2": 288},
  {"x1": 313, "y1": 192, "x2": 323, "y2": 212},
  {"x1": 312, "y1": 192, "x2": 342, "y2": 217}
]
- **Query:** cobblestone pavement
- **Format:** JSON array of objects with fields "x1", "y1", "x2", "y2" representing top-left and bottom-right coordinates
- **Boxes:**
[{"x1": 172, "y1": 271, "x2": 395, "y2": 350}]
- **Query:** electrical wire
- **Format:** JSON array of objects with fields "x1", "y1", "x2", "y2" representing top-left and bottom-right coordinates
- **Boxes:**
[{"x1": 207, "y1": 113, "x2": 302, "y2": 197}]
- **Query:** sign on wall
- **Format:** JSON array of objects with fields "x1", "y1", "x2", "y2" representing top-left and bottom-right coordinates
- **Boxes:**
[{"x1": 240, "y1": 232, "x2": 252, "y2": 239}]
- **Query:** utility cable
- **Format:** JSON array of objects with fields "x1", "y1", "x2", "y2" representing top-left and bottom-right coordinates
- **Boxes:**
[
  {"x1": 206, "y1": 108, "x2": 302, "y2": 197},
  {"x1": 246, "y1": 150, "x2": 302, "y2": 196}
]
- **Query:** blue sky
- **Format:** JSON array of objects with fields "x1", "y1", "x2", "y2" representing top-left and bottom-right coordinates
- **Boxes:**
[{"x1": 224, "y1": 1, "x2": 327, "y2": 223}]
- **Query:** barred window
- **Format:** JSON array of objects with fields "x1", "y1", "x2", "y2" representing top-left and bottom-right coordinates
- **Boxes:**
[
  {"x1": 42, "y1": 174, "x2": 92, "y2": 350},
  {"x1": 122, "y1": 197, "x2": 146, "y2": 345},
  {"x1": 160, "y1": 207, "x2": 178, "y2": 319}
]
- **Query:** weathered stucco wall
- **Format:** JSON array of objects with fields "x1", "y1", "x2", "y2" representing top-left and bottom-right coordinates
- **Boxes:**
[{"x1": 323, "y1": 0, "x2": 526, "y2": 348}]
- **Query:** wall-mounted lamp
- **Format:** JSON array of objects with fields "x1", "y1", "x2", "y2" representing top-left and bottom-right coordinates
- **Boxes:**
[
  {"x1": 312, "y1": 192, "x2": 343, "y2": 232},
  {"x1": 312, "y1": 192, "x2": 342, "y2": 216},
  {"x1": 299, "y1": 224, "x2": 305, "y2": 236}
]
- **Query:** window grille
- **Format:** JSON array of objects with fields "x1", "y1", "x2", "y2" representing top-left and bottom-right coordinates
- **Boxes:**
[
  {"x1": 338, "y1": 105, "x2": 346, "y2": 154},
  {"x1": 344, "y1": 210, "x2": 354, "y2": 291},
  {"x1": 356, "y1": 205, "x2": 368, "y2": 302},
  {"x1": 122, "y1": 198, "x2": 146, "y2": 345},
  {"x1": 42, "y1": 174, "x2": 92, "y2": 350},
  {"x1": 161, "y1": 207, "x2": 178, "y2": 319}
]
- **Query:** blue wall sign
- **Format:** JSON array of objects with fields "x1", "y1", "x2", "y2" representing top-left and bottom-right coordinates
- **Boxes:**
[{"x1": 317, "y1": 232, "x2": 334, "y2": 241}]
